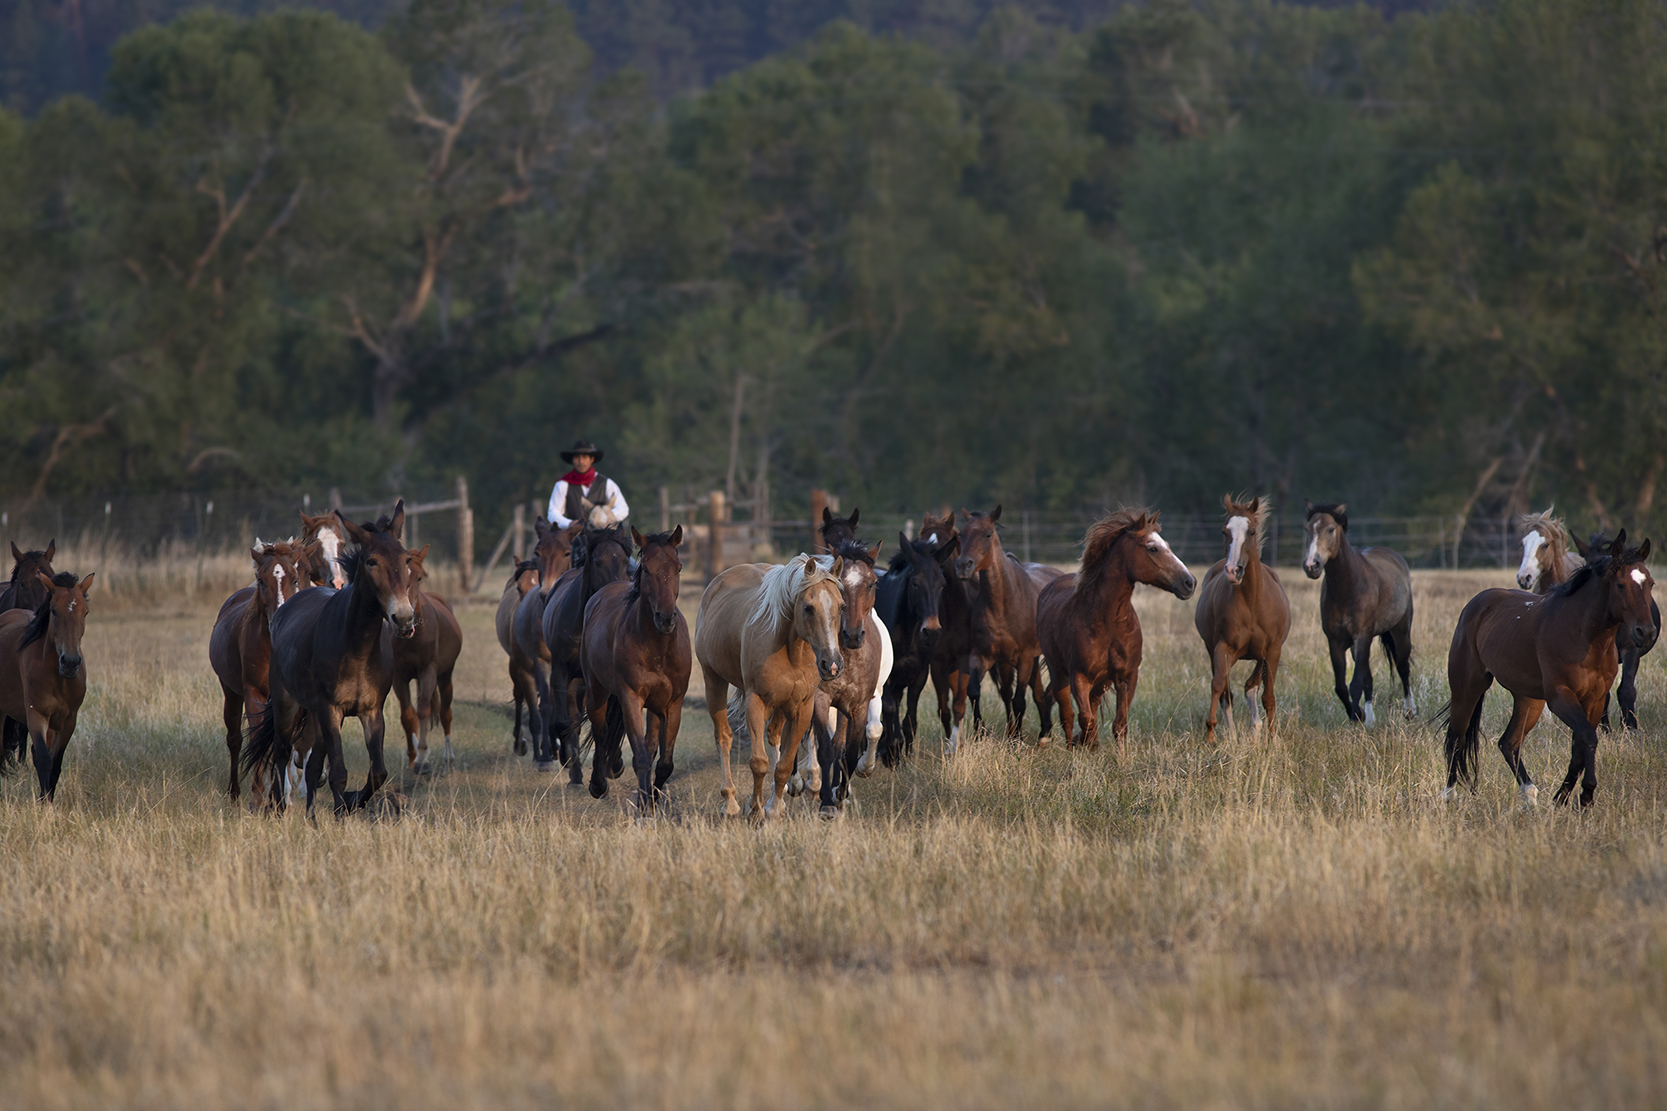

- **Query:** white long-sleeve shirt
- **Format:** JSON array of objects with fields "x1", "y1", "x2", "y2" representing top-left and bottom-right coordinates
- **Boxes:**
[{"x1": 548, "y1": 475, "x2": 628, "y2": 530}]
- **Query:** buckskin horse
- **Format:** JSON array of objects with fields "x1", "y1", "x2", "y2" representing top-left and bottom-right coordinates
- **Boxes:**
[
  {"x1": 1441, "y1": 532, "x2": 1655, "y2": 807},
  {"x1": 1036, "y1": 509, "x2": 1195, "y2": 756},
  {"x1": 511, "y1": 518, "x2": 584, "y2": 766},
  {"x1": 694, "y1": 554, "x2": 845, "y2": 822},
  {"x1": 954, "y1": 506, "x2": 1063, "y2": 741},
  {"x1": 209, "y1": 539, "x2": 313, "y2": 801},
  {"x1": 496, "y1": 559, "x2": 542, "y2": 755},
  {"x1": 0, "y1": 571, "x2": 94, "y2": 799},
  {"x1": 581, "y1": 528, "x2": 690, "y2": 811},
  {"x1": 392, "y1": 545, "x2": 463, "y2": 775},
  {"x1": 1193, "y1": 497, "x2": 1291, "y2": 742},
  {"x1": 244, "y1": 503, "x2": 418, "y2": 816},
  {"x1": 1302, "y1": 502, "x2": 1415, "y2": 725},
  {"x1": 541, "y1": 523, "x2": 634, "y2": 781},
  {"x1": 0, "y1": 541, "x2": 56, "y2": 614}
]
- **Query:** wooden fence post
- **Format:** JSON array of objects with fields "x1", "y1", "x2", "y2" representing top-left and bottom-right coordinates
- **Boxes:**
[
  {"x1": 810, "y1": 488, "x2": 827, "y2": 554},
  {"x1": 457, "y1": 475, "x2": 474, "y2": 594},
  {"x1": 328, "y1": 487, "x2": 342, "y2": 512},
  {"x1": 660, "y1": 485, "x2": 670, "y2": 533},
  {"x1": 512, "y1": 502, "x2": 526, "y2": 561},
  {"x1": 708, "y1": 489, "x2": 725, "y2": 582}
]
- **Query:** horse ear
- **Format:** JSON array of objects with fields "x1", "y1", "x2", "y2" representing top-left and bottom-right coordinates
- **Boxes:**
[
  {"x1": 831, "y1": 556, "x2": 845, "y2": 580},
  {"x1": 337, "y1": 511, "x2": 370, "y2": 547},
  {"x1": 44, "y1": 540, "x2": 54, "y2": 561},
  {"x1": 1303, "y1": 499, "x2": 1314, "y2": 515},
  {"x1": 9, "y1": 542, "x2": 21, "y2": 562},
  {"x1": 960, "y1": 508, "x2": 970, "y2": 521},
  {"x1": 868, "y1": 540, "x2": 882, "y2": 564},
  {"x1": 535, "y1": 517, "x2": 550, "y2": 538},
  {"x1": 990, "y1": 505, "x2": 1002, "y2": 523},
  {"x1": 78, "y1": 573, "x2": 94, "y2": 595},
  {"x1": 389, "y1": 499, "x2": 406, "y2": 541},
  {"x1": 1574, "y1": 533, "x2": 1593, "y2": 559},
  {"x1": 849, "y1": 508, "x2": 859, "y2": 528},
  {"x1": 1611, "y1": 530, "x2": 1627, "y2": 558},
  {"x1": 1639, "y1": 538, "x2": 1652, "y2": 562},
  {"x1": 1249, "y1": 496, "x2": 1259, "y2": 513},
  {"x1": 899, "y1": 529, "x2": 911, "y2": 553},
  {"x1": 250, "y1": 546, "x2": 263, "y2": 566},
  {"x1": 670, "y1": 525, "x2": 683, "y2": 547},
  {"x1": 631, "y1": 526, "x2": 646, "y2": 549},
  {"x1": 822, "y1": 507, "x2": 834, "y2": 526},
  {"x1": 36, "y1": 571, "x2": 54, "y2": 592}
]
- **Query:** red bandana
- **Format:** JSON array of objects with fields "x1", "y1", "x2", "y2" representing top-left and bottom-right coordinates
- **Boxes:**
[{"x1": 561, "y1": 469, "x2": 598, "y2": 487}]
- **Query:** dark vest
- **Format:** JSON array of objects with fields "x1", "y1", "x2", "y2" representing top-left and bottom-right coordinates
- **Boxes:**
[{"x1": 564, "y1": 470, "x2": 610, "y2": 523}]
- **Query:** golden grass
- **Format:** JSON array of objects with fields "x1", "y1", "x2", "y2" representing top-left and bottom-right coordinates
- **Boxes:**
[{"x1": 2, "y1": 567, "x2": 1667, "y2": 1108}]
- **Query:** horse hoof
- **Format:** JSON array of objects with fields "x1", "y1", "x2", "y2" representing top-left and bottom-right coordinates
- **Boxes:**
[
  {"x1": 1580, "y1": 790, "x2": 1596, "y2": 808},
  {"x1": 818, "y1": 804, "x2": 840, "y2": 821},
  {"x1": 1440, "y1": 785, "x2": 1457, "y2": 803},
  {"x1": 513, "y1": 739, "x2": 528, "y2": 756},
  {"x1": 786, "y1": 776, "x2": 804, "y2": 798},
  {"x1": 536, "y1": 760, "x2": 557, "y2": 773},
  {"x1": 1520, "y1": 784, "x2": 1539, "y2": 808},
  {"x1": 589, "y1": 779, "x2": 608, "y2": 800}
]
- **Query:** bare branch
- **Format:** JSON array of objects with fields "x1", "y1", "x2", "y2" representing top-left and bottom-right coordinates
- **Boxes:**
[{"x1": 187, "y1": 144, "x2": 275, "y2": 292}]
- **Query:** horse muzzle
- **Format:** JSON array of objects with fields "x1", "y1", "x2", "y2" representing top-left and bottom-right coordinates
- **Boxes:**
[
  {"x1": 841, "y1": 627, "x2": 865, "y2": 650},
  {"x1": 57, "y1": 654, "x2": 81, "y2": 677},
  {"x1": 954, "y1": 559, "x2": 975, "y2": 581},
  {"x1": 1303, "y1": 561, "x2": 1322, "y2": 580},
  {"x1": 818, "y1": 656, "x2": 842, "y2": 681},
  {"x1": 1517, "y1": 572, "x2": 1537, "y2": 590},
  {"x1": 1173, "y1": 572, "x2": 1197, "y2": 600},
  {"x1": 1632, "y1": 623, "x2": 1658, "y2": 651},
  {"x1": 391, "y1": 608, "x2": 418, "y2": 638},
  {"x1": 1225, "y1": 565, "x2": 1244, "y2": 586},
  {"x1": 653, "y1": 612, "x2": 678, "y2": 636}
]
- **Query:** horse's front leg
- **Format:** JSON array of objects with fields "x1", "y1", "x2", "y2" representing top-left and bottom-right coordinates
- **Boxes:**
[
  {"x1": 655, "y1": 701, "x2": 681, "y2": 798},
  {"x1": 1498, "y1": 696, "x2": 1544, "y2": 806},
  {"x1": 26, "y1": 708, "x2": 54, "y2": 801},
  {"x1": 315, "y1": 710, "x2": 350, "y2": 815},
  {"x1": 1258, "y1": 653, "x2": 1280, "y2": 737},
  {"x1": 1350, "y1": 634, "x2": 1377, "y2": 726},
  {"x1": 48, "y1": 712, "x2": 77, "y2": 799},
  {"x1": 530, "y1": 658, "x2": 553, "y2": 766},
  {"x1": 1548, "y1": 688, "x2": 1601, "y2": 806},
  {"x1": 1204, "y1": 645, "x2": 1232, "y2": 744},
  {"x1": 772, "y1": 700, "x2": 814, "y2": 821},
  {"x1": 1618, "y1": 645, "x2": 1642, "y2": 731},
  {"x1": 745, "y1": 692, "x2": 773, "y2": 824},
  {"x1": 1328, "y1": 636, "x2": 1359, "y2": 722},
  {"x1": 618, "y1": 692, "x2": 654, "y2": 813},
  {"x1": 1069, "y1": 674, "x2": 1097, "y2": 751},
  {"x1": 358, "y1": 702, "x2": 390, "y2": 810},
  {"x1": 393, "y1": 679, "x2": 418, "y2": 772},
  {"x1": 1111, "y1": 672, "x2": 1138, "y2": 761},
  {"x1": 223, "y1": 689, "x2": 247, "y2": 800},
  {"x1": 1027, "y1": 657, "x2": 1051, "y2": 740},
  {"x1": 414, "y1": 664, "x2": 440, "y2": 774}
]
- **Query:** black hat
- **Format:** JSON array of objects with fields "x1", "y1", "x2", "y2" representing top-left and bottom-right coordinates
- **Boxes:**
[{"x1": 560, "y1": 439, "x2": 603, "y2": 464}]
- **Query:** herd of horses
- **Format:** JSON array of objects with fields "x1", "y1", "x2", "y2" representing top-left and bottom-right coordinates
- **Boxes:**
[{"x1": 0, "y1": 497, "x2": 1654, "y2": 814}]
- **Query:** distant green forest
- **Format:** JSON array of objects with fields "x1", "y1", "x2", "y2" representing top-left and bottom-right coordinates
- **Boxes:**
[{"x1": 1, "y1": 0, "x2": 1663, "y2": 545}]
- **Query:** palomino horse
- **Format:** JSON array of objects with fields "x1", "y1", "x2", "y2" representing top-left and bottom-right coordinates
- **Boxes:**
[
  {"x1": 1302, "y1": 502, "x2": 1415, "y2": 725},
  {"x1": 541, "y1": 524, "x2": 634, "y2": 781},
  {"x1": 299, "y1": 511, "x2": 348, "y2": 588},
  {"x1": 954, "y1": 506, "x2": 1063, "y2": 740},
  {"x1": 511, "y1": 518, "x2": 584, "y2": 766},
  {"x1": 876, "y1": 533, "x2": 946, "y2": 765},
  {"x1": 922, "y1": 509, "x2": 975, "y2": 753},
  {"x1": 582, "y1": 528, "x2": 690, "y2": 810},
  {"x1": 496, "y1": 559, "x2": 541, "y2": 755},
  {"x1": 1574, "y1": 528, "x2": 1660, "y2": 730},
  {"x1": 209, "y1": 539, "x2": 313, "y2": 800},
  {"x1": 1194, "y1": 497, "x2": 1291, "y2": 742},
  {"x1": 392, "y1": 546, "x2": 463, "y2": 775},
  {"x1": 695, "y1": 555, "x2": 845, "y2": 822},
  {"x1": 0, "y1": 571, "x2": 93, "y2": 799},
  {"x1": 244, "y1": 504, "x2": 418, "y2": 816},
  {"x1": 0, "y1": 541, "x2": 56, "y2": 614},
  {"x1": 1516, "y1": 508, "x2": 1584, "y2": 593},
  {"x1": 1442, "y1": 533, "x2": 1654, "y2": 807},
  {"x1": 1037, "y1": 510, "x2": 1195, "y2": 755}
]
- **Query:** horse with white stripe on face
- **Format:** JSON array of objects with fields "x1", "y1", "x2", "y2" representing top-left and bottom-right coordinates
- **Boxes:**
[
  {"x1": 1302, "y1": 501, "x2": 1415, "y2": 726},
  {"x1": 299, "y1": 510, "x2": 349, "y2": 589},
  {"x1": 1194, "y1": 496, "x2": 1291, "y2": 743},
  {"x1": 1516, "y1": 507, "x2": 1584, "y2": 593}
]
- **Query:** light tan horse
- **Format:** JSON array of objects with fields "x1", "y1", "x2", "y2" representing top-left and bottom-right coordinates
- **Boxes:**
[
  {"x1": 1516, "y1": 507, "x2": 1584, "y2": 592},
  {"x1": 694, "y1": 555, "x2": 846, "y2": 822},
  {"x1": 1193, "y1": 496, "x2": 1291, "y2": 742}
]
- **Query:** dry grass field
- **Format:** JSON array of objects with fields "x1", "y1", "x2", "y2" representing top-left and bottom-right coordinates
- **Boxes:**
[{"x1": 2, "y1": 561, "x2": 1667, "y2": 1109}]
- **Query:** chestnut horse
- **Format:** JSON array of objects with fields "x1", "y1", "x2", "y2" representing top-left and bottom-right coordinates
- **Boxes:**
[
  {"x1": 541, "y1": 524, "x2": 634, "y2": 781},
  {"x1": 1441, "y1": 533, "x2": 1654, "y2": 807},
  {"x1": 0, "y1": 541, "x2": 56, "y2": 614},
  {"x1": 694, "y1": 555, "x2": 845, "y2": 822},
  {"x1": 209, "y1": 539, "x2": 312, "y2": 801},
  {"x1": 496, "y1": 559, "x2": 541, "y2": 755},
  {"x1": 582, "y1": 528, "x2": 690, "y2": 810},
  {"x1": 1036, "y1": 510, "x2": 1196, "y2": 755},
  {"x1": 1194, "y1": 497, "x2": 1291, "y2": 742},
  {"x1": 0, "y1": 572, "x2": 93, "y2": 799},
  {"x1": 875, "y1": 533, "x2": 946, "y2": 765},
  {"x1": 511, "y1": 518, "x2": 584, "y2": 766},
  {"x1": 1574, "y1": 528, "x2": 1659, "y2": 730},
  {"x1": 392, "y1": 546, "x2": 463, "y2": 775},
  {"x1": 244, "y1": 503, "x2": 418, "y2": 816},
  {"x1": 1302, "y1": 502, "x2": 1415, "y2": 725},
  {"x1": 954, "y1": 506, "x2": 1063, "y2": 741},
  {"x1": 299, "y1": 511, "x2": 348, "y2": 588}
]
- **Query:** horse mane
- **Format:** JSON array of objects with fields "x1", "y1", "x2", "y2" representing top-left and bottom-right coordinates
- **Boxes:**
[
  {"x1": 18, "y1": 572, "x2": 78, "y2": 650},
  {"x1": 7, "y1": 549, "x2": 49, "y2": 585},
  {"x1": 627, "y1": 530, "x2": 681, "y2": 602},
  {"x1": 1519, "y1": 507, "x2": 1580, "y2": 585},
  {"x1": 1223, "y1": 494, "x2": 1270, "y2": 552},
  {"x1": 835, "y1": 539, "x2": 875, "y2": 567},
  {"x1": 506, "y1": 559, "x2": 539, "y2": 589},
  {"x1": 1556, "y1": 532, "x2": 1648, "y2": 597},
  {"x1": 1307, "y1": 502, "x2": 1348, "y2": 531},
  {"x1": 887, "y1": 541, "x2": 923, "y2": 574},
  {"x1": 749, "y1": 557, "x2": 839, "y2": 631},
  {"x1": 1075, "y1": 508, "x2": 1156, "y2": 599}
]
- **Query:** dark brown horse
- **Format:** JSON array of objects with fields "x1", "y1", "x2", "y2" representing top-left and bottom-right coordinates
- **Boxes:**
[
  {"x1": 541, "y1": 524, "x2": 634, "y2": 781},
  {"x1": 244, "y1": 503, "x2": 418, "y2": 816},
  {"x1": 820, "y1": 507, "x2": 861, "y2": 552},
  {"x1": 1036, "y1": 510, "x2": 1196, "y2": 755},
  {"x1": 1442, "y1": 533, "x2": 1654, "y2": 807},
  {"x1": 209, "y1": 539, "x2": 313, "y2": 801},
  {"x1": 953, "y1": 506, "x2": 1063, "y2": 741},
  {"x1": 511, "y1": 518, "x2": 584, "y2": 769},
  {"x1": 496, "y1": 559, "x2": 541, "y2": 755},
  {"x1": 1574, "y1": 529, "x2": 1660, "y2": 730},
  {"x1": 0, "y1": 571, "x2": 94, "y2": 799},
  {"x1": 392, "y1": 546, "x2": 463, "y2": 775},
  {"x1": 1194, "y1": 497, "x2": 1291, "y2": 742},
  {"x1": 582, "y1": 528, "x2": 690, "y2": 810},
  {"x1": 875, "y1": 532, "x2": 948, "y2": 765},
  {"x1": 1302, "y1": 502, "x2": 1415, "y2": 725},
  {"x1": 921, "y1": 509, "x2": 975, "y2": 754},
  {"x1": 0, "y1": 541, "x2": 56, "y2": 614}
]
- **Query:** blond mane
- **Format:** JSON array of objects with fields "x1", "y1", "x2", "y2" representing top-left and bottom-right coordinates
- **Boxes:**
[
  {"x1": 1223, "y1": 494, "x2": 1271, "y2": 554},
  {"x1": 748, "y1": 555, "x2": 840, "y2": 632},
  {"x1": 1519, "y1": 506, "x2": 1583, "y2": 589},
  {"x1": 1075, "y1": 508, "x2": 1157, "y2": 598}
]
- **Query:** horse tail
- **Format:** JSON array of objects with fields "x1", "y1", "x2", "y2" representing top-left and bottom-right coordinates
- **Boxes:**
[
  {"x1": 0, "y1": 717, "x2": 24, "y2": 777},
  {"x1": 1433, "y1": 696, "x2": 1484, "y2": 790},
  {"x1": 240, "y1": 700, "x2": 290, "y2": 785},
  {"x1": 726, "y1": 688, "x2": 750, "y2": 746}
]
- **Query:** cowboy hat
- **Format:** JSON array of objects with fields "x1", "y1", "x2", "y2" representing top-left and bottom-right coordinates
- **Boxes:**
[{"x1": 560, "y1": 439, "x2": 604, "y2": 464}]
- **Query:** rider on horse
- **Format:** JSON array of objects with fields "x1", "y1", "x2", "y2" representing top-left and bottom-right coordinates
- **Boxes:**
[{"x1": 547, "y1": 439, "x2": 629, "y2": 530}]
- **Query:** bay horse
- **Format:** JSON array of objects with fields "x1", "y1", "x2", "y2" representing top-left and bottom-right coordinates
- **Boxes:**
[
  {"x1": 1193, "y1": 497, "x2": 1291, "y2": 742},
  {"x1": 0, "y1": 541, "x2": 56, "y2": 614},
  {"x1": 582, "y1": 528, "x2": 690, "y2": 810},
  {"x1": 208, "y1": 539, "x2": 313, "y2": 801},
  {"x1": 510, "y1": 517, "x2": 585, "y2": 768},
  {"x1": 1303, "y1": 502, "x2": 1415, "y2": 725},
  {"x1": 243, "y1": 503, "x2": 418, "y2": 816},
  {"x1": 392, "y1": 545, "x2": 463, "y2": 775},
  {"x1": 821, "y1": 507, "x2": 861, "y2": 552},
  {"x1": 496, "y1": 559, "x2": 541, "y2": 755},
  {"x1": 299, "y1": 511, "x2": 348, "y2": 588},
  {"x1": 1441, "y1": 532, "x2": 1654, "y2": 807},
  {"x1": 0, "y1": 572, "x2": 93, "y2": 799},
  {"x1": 875, "y1": 532, "x2": 946, "y2": 765},
  {"x1": 694, "y1": 555, "x2": 845, "y2": 822},
  {"x1": 921, "y1": 510, "x2": 975, "y2": 754},
  {"x1": 1574, "y1": 527, "x2": 1660, "y2": 730},
  {"x1": 954, "y1": 506, "x2": 1063, "y2": 741},
  {"x1": 541, "y1": 523, "x2": 634, "y2": 782},
  {"x1": 1037, "y1": 509, "x2": 1195, "y2": 755}
]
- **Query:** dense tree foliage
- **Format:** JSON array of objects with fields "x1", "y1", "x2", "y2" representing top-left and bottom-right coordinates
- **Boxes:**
[{"x1": 1, "y1": 0, "x2": 1663, "y2": 545}]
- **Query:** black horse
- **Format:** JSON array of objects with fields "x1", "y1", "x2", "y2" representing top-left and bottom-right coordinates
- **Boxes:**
[
  {"x1": 539, "y1": 523, "x2": 634, "y2": 781},
  {"x1": 876, "y1": 532, "x2": 947, "y2": 765},
  {"x1": 1577, "y1": 531, "x2": 1662, "y2": 730}
]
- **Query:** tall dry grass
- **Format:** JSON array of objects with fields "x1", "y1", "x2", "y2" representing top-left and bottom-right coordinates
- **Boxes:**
[{"x1": 1, "y1": 569, "x2": 1666, "y2": 1108}]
